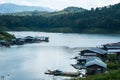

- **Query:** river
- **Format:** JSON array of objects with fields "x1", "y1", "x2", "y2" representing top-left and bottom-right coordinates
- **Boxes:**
[{"x1": 0, "y1": 32, "x2": 120, "y2": 80}]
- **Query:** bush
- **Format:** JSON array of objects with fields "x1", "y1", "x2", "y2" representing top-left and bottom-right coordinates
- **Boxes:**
[
  {"x1": 0, "y1": 31, "x2": 15, "y2": 40},
  {"x1": 72, "y1": 69, "x2": 120, "y2": 80}
]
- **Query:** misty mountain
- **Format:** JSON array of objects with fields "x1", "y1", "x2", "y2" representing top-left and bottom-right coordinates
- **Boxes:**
[
  {"x1": 0, "y1": 3, "x2": 55, "y2": 13},
  {"x1": 1, "y1": 6, "x2": 86, "y2": 17}
]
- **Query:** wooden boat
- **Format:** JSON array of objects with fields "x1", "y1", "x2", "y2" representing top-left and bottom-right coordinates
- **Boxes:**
[{"x1": 45, "y1": 70, "x2": 81, "y2": 77}]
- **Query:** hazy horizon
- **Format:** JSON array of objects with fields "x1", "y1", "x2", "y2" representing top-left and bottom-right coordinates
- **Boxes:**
[{"x1": 0, "y1": 0, "x2": 120, "y2": 10}]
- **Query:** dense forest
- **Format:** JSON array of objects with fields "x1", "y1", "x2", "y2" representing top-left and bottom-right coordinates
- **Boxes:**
[{"x1": 0, "y1": 3, "x2": 120, "y2": 33}]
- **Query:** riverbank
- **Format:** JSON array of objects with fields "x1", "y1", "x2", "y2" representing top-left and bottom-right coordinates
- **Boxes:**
[{"x1": 0, "y1": 31, "x2": 15, "y2": 40}]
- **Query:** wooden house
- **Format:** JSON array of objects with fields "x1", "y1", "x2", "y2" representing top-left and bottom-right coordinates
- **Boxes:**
[
  {"x1": 80, "y1": 48, "x2": 108, "y2": 61},
  {"x1": 35, "y1": 36, "x2": 49, "y2": 42},
  {"x1": 102, "y1": 42, "x2": 120, "y2": 50},
  {"x1": 85, "y1": 57, "x2": 107, "y2": 75},
  {"x1": 76, "y1": 56, "x2": 88, "y2": 65},
  {"x1": 10, "y1": 38, "x2": 25, "y2": 45},
  {"x1": 24, "y1": 36, "x2": 35, "y2": 43},
  {"x1": 108, "y1": 49, "x2": 120, "y2": 60},
  {"x1": 0, "y1": 40, "x2": 10, "y2": 47},
  {"x1": 71, "y1": 56, "x2": 87, "y2": 69},
  {"x1": 102, "y1": 42, "x2": 120, "y2": 60}
]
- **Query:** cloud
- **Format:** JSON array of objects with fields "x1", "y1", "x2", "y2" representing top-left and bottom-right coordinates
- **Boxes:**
[
  {"x1": 8, "y1": 0, "x2": 32, "y2": 6},
  {"x1": 16, "y1": 1, "x2": 32, "y2": 6},
  {"x1": 29, "y1": 0, "x2": 70, "y2": 9},
  {"x1": 0, "y1": 0, "x2": 5, "y2": 3},
  {"x1": 0, "y1": 0, "x2": 32, "y2": 6},
  {"x1": 0, "y1": 0, "x2": 120, "y2": 9},
  {"x1": 69, "y1": 0, "x2": 120, "y2": 9}
]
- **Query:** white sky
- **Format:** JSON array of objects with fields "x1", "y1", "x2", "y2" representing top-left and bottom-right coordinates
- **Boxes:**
[{"x1": 0, "y1": 0, "x2": 120, "y2": 10}]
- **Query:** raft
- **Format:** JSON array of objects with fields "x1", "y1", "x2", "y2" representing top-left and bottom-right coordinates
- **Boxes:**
[{"x1": 45, "y1": 70, "x2": 81, "y2": 77}]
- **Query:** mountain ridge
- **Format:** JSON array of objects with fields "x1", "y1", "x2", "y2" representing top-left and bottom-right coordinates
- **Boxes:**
[
  {"x1": 0, "y1": 3, "x2": 120, "y2": 33},
  {"x1": 0, "y1": 4, "x2": 86, "y2": 17},
  {"x1": 0, "y1": 3, "x2": 55, "y2": 13}
]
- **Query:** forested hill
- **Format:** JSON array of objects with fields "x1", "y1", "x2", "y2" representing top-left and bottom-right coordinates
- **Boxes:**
[{"x1": 0, "y1": 3, "x2": 120, "y2": 33}]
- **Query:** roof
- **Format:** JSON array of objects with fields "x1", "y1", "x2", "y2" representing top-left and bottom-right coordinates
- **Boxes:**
[
  {"x1": 87, "y1": 48, "x2": 107, "y2": 55},
  {"x1": 85, "y1": 58, "x2": 107, "y2": 68},
  {"x1": 84, "y1": 53, "x2": 97, "y2": 56},
  {"x1": 71, "y1": 64, "x2": 85, "y2": 69},
  {"x1": 103, "y1": 42, "x2": 120, "y2": 49},
  {"x1": 77, "y1": 56, "x2": 97, "y2": 60},
  {"x1": 103, "y1": 42, "x2": 120, "y2": 46},
  {"x1": 77, "y1": 56, "x2": 88, "y2": 60},
  {"x1": 86, "y1": 57, "x2": 101, "y2": 62},
  {"x1": 24, "y1": 36, "x2": 35, "y2": 39},
  {"x1": 108, "y1": 49, "x2": 120, "y2": 53},
  {"x1": 35, "y1": 36, "x2": 49, "y2": 38},
  {"x1": 104, "y1": 46, "x2": 120, "y2": 49}
]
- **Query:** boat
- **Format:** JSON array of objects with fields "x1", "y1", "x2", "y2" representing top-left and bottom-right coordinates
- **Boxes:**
[{"x1": 45, "y1": 70, "x2": 81, "y2": 77}]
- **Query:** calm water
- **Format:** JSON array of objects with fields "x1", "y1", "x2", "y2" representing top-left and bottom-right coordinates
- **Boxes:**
[{"x1": 0, "y1": 32, "x2": 120, "y2": 80}]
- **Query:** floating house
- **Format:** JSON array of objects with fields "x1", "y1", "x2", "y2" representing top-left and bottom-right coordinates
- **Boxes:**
[
  {"x1": 35, "y1": 36, "x2": 49, "y2": 42},
  {"x1": 85, "y1": 57, "x2": 107, "y2": 75},
  {"x1": 24, "y1": 36, "x2": 35, "y2": 43},
  {"x1": 72, "y1": 56, "x2": 102, "y2": 69},
  {"x1": 80, "y1": 48, "x2": 108, "y2": 61},
  {"x1": 103, "y1": 42, "x2": 120, "y2": 60},
  {"x1": 72, "y1": 56, "x2": 107, "y2": 75},
  {"x1": 0, "y1": 40, "x2": 10, "y2": 47},
  {"x1": 76, "y1": 56, "x2": 88, "y2": 66},
  {"x1": 108, "y1": 49, "x2": 120, "y2": 60},
  {"x1": 102, "y1": 42, "x2": 120, "y2": 50},
  {"x1": 11, "y1": 38, "x2": 25, "y2": 45},
  {"x1": 71, "y1": 56, "x2": 88, "y2": 69}
]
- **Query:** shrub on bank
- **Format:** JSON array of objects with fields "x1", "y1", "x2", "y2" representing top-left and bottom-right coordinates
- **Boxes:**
[{"x1": 0, "y1": 31, "x2": 15, "y2": 40}]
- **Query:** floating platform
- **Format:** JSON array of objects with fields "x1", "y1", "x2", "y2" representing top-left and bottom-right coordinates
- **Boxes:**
[{"x1": 45, "y1": 70, "x2": 81, "y2": 77}]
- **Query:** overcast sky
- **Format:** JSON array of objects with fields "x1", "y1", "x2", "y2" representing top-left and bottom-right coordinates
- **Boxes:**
[{"x1": 0, "y1": 0, "x2": 120, "y2": 10}]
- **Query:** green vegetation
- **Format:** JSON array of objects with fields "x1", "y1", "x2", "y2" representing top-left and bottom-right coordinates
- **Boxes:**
[
  {"x1": 71, "y1": 54, "x2": 120, "y2": 80},
  {"x1": 0, "y1": 31, "x2": 15, "y2": 40},
  {"x1": 0, "y1": 3, "x2": 120, "y2": 33},
  {"x1": 72, "y1": 70, "x2": 120, "y2": 80}
]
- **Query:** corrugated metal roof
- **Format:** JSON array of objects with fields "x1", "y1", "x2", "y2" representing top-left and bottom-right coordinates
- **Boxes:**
[
  {"x1": 71, "y1": 64, "x2": 84, "y2": 69},
  {"x1": 87, "y1": 48, "x2": 107, "y2": 54},
  {"x1": 77, "y1": 56, "x2": 97, "y2": 60},
  {"x1": 84, "y1": 53, "x2": 97, "y2": 56},
  {"x1": 77, "y1": 56, "x2": 87, "y2": 60},
  {"x1": 104, "y1": 46, "x2": 120, "y2": 49},
  {"x1": 108, "y1": 49, "x2": 120, "y2": 53},
  {"x1": 85, "y1": 58, "x2": 107, "y2": 68},
  {"x1": 86, "y1": 57, "x2": 101, "y2": 62},
  {"x1": 103, "y1": 42, "x2": 120, "y2": 49},
  {"x1": 103, "y1": 42, "x2": 120, "y2": 46}
]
